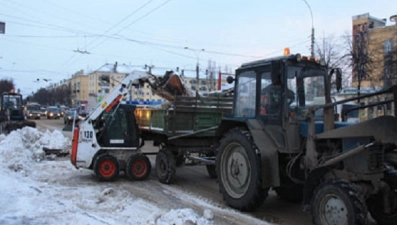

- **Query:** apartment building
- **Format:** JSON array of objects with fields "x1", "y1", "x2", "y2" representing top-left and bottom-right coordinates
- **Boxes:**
[
  {"x1": 352, "y1": 13, "x2": 397, "y2": 88},
  {"x1": 69, "y1": 70, "x2": 88, "y2": 110}
]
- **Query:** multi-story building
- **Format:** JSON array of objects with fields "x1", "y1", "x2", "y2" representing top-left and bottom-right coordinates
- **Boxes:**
[
  {"x1": 352, "y1": 13, "x2": 397, "y2": 88},
  {"x1": 86, "y1": 63, "x2": 165, "y2": 110},
  {"x1": 69, "y1": 70, "x2": 88, "y2": 109}
]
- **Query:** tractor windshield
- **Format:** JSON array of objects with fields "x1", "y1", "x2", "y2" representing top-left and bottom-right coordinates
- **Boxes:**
[
  {"x1": 287, "y1": 65, "x2": 328, "y2": 120},
  {"x1": 2, "y1": 94, "x2": 23, "y2": 110},
  {"x1": 286, "y1": 66, "x2": 327, "y2": 106}
]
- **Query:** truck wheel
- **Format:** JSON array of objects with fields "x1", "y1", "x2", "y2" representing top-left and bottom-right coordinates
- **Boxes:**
[
  {"x1": 216, "y1": 128, "x2": 267, "y2": 211},
  {"x1": 126, "y1": 154, "x2": 151, "y2": 181},
  {"x1": 367, "y1": 170, "x2": 397, "y2": 225},
  {"x1": 156, "y1": 149, "x2": 176, "y2": 184},
  {"x1": 206, "y1": 165, "x2": 217, "y2": 178},
  {"x1": 93, "y1": 154, "x2": 119, "y2": 181},
  {"x1": 311, "y1": 179, "x2": 367, "y2": 225}
]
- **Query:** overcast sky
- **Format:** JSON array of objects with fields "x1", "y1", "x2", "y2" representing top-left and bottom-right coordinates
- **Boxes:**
[{"x1": 0, "y1": 0, "x2": 395, "y2": 97}]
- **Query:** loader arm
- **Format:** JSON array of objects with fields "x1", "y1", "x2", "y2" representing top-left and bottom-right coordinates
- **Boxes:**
[{"x1": 87, "y1": 70, "x2": 151, "y2": 121}]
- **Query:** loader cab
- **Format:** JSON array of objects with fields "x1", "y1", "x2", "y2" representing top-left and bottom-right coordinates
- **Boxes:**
[
  {"x1": 95, "y1": 104, "x2": 140, "y2": 148},
  {"x1": 234, "y1": 54, "x2": 330, "y2": 124}
]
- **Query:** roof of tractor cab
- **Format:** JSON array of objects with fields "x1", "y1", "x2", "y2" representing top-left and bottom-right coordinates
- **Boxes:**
[{"x1": 239, "y1": 54, "x2": 300, "y2": 70}]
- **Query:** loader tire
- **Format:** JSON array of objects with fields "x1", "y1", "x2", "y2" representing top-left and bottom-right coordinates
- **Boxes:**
[
  {"x1": 311, "y1": 179, "x2": 367, "y2": 225},
  {"x1": 93, "y1": 154, "x2": 119, "y2": 181},
  {"x1": 156, "y1": 149, "x2": 176, "y2": 184},
  {"x1": 126, "y1": 153, "x2": 151, "y2": 181},
  {"x1": 216, "y1": 127, "x2": 267, "y2": 211},
  {"x1": 367, "y1": 170, "x2": 397, "y2": 225}
]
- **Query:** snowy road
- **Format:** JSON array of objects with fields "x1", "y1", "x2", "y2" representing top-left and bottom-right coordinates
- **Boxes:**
[{"x1": 22, "y1": 118, "x2": 315, "y2": 225}]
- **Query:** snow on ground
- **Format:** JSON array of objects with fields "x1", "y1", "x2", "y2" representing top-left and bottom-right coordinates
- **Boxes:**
[{"x1": 0, "y1": 127, "x2": 272, "y2": 225}]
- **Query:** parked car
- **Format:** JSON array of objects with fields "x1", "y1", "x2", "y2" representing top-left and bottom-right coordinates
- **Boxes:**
[
  {"x1": 47, "y1": 106, "x2": 61, "y2": 119},
  {"x1": 63, "y1": 110, "x2": 81, "y2": 125}
]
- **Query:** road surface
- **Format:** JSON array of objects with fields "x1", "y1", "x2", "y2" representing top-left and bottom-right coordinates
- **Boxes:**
[{"x1": 34, "y1": 117, "x2": 377, "y2": 225}]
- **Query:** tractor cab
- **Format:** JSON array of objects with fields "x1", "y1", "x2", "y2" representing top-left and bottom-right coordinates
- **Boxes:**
[
  {"x1": 234, "y1": 53, "x2": 330, "y2": 121},
  {"x1": 0, "y1": 91, "x2": 25, "y2": 121},
  {"x1": 222, "y1": 52, "x2": 333, "y2": 153}
]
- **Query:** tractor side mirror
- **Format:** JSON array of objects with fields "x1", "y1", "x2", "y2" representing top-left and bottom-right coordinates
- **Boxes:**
[{"x1": 226, "y1": 76, "x2": 235, "y2": 84}]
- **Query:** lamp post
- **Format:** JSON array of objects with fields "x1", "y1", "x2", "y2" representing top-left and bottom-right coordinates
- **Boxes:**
[
  {"x1": 301, "y1": 0, "x2": 315, "y2": 57},
  {"x1": 184, "y1": 47, "x2": 205, "y2": 96}
]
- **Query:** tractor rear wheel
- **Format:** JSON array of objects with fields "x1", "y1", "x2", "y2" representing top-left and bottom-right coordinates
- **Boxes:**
[
  {"x1": 311, "y1": 179, "x2": 367, "y2": 225},
  {"x1": 367, "y1": 170, "x2": 397, "y2": 225},
  {"x1": 216, "y1": 128, "x2": 267, "y2": 211},
  {"x1": 126, "y1": 153, "x2": 151, "y2": 181},
  {"x1": 156, "y1": 149, "x2": 176, "y2": 184},
  {"x1": 93, "y1": 154, "x2": 119, "y2": 181}
]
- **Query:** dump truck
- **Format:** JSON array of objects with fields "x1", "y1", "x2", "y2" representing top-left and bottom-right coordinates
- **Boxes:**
[
  {"x1": 0, "y1": 90, "x2": 36, "y2": 134},
  {"x1": 214, "y1": 51, "x2": 397, "y2": 225}
]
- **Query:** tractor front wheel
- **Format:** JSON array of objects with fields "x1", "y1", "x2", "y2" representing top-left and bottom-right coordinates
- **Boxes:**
[
  {"x1": 311, "y1": 179, "x2": 367, "y2": 225},
  {"x1": 93, "y1": 154, "x2": 119, "y2": 181}
]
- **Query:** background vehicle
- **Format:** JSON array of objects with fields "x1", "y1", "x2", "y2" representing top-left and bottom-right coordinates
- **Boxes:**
[
  {"x1": 47, "y1": 106, "x2": 61, "y2": 119},
  {"x1": 40, "y1": 107, "x2": 47, "y2": 117},
  {"x1": 214, "y1": 52, "x2": 397, "y2": 225},
  {"x1": 78, "y1": 109, "x2": 88, "y2": 119},
  {"x1": 0, "y1": 90, "x2": 36, "y2": 133},
  {"x1": 59, "y1": 106, "x2": 69, "y2": 117},
  {"x1": 26, "y1": 103, "x2": 41, "y2": 120},
  {"x1": 63, "y1": 110, "x2": 80, "y2": 125}
]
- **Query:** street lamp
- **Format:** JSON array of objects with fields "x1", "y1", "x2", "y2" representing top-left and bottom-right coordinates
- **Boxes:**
[
  {"x1": 184, "y1": 47, "x2": 205, "y2": 96},
  {"x1": 301, "y1": 0, "x2": 315, "y2": 57}
]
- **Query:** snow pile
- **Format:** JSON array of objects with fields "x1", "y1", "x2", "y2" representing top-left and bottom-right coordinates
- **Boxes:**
[
  {"x1": 0, "y1": 127, "x2": 218, "y2": 225},
  {"x1": 0, "y1": 127, "x2": 70, "y2": 174}
]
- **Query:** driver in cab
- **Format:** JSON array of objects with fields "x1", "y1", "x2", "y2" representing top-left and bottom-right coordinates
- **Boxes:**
[{"x1": 260, "y1": 74, "x2": 294, "y2": 115}]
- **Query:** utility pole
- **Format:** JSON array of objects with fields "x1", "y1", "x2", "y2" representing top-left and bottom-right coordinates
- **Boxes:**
[
  {"x1": 184, "y1": 47, "x2": 205, "y2": 96},
  {"x1": 301, "y1": 0, "x2": 315, "y2": 57}
]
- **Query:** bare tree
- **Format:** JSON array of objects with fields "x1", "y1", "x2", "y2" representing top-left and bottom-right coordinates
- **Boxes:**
[
  {"x1": 0, "y1": 78, "x2": 15, "y2": 94},
  {"x1": 341, "y1": 30, "x2": 377, "y2": 101},
  {"x1": 315, "y1": 35, "x2": 351, "y2": 89}
]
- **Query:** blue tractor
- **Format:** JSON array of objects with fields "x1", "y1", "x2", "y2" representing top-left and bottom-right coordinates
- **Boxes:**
[
  {"x1": 0, "y1": 90, "x2": 36, "y2": 134},
  {"x1": 215, "y1": 51, "x2": 397, "y2": 225}
]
